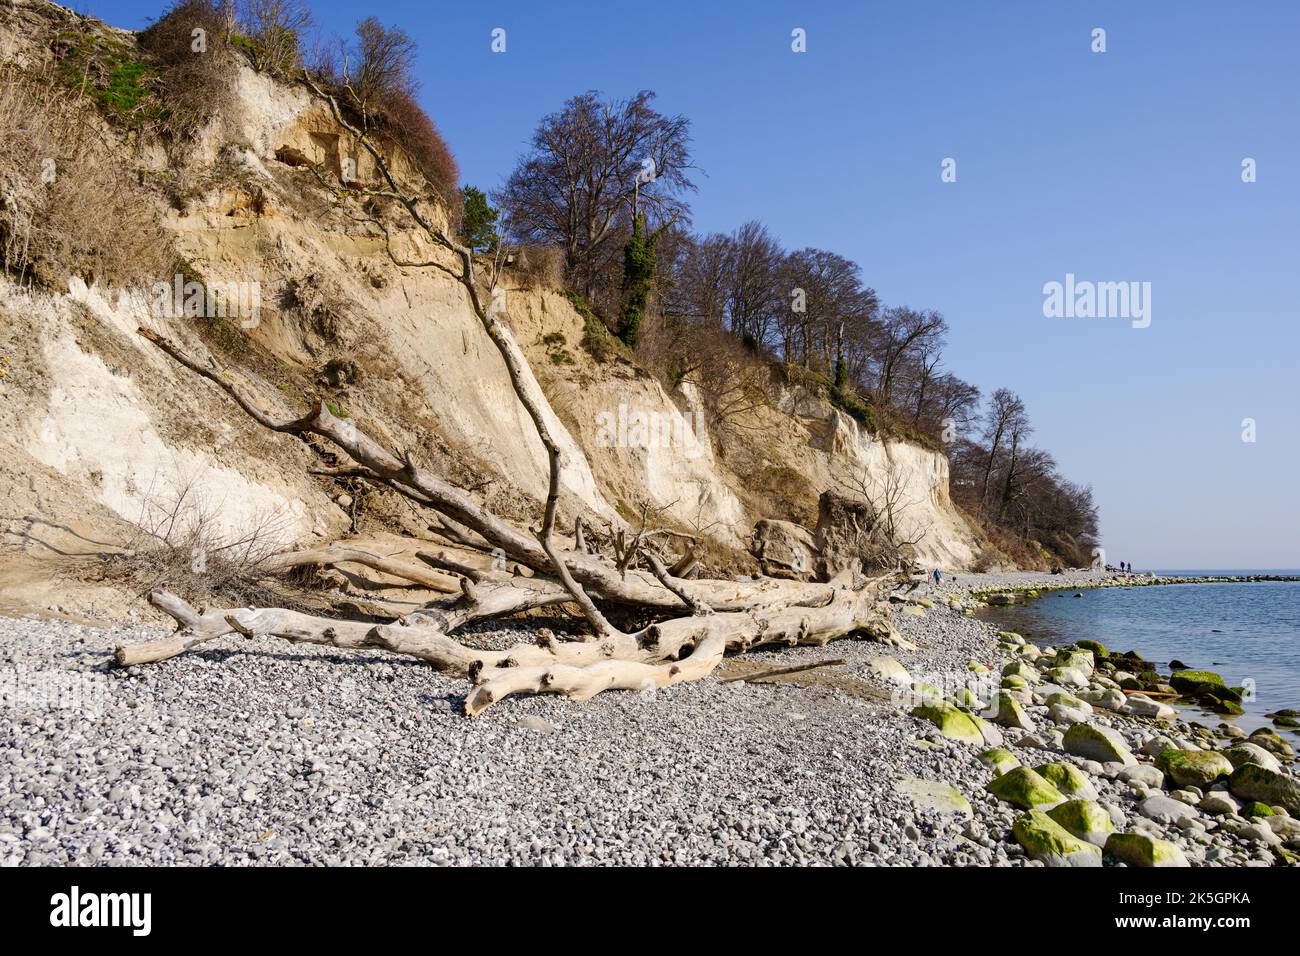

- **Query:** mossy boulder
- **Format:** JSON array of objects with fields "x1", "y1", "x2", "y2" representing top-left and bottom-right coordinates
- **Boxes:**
[
  {"x1": 1056, "y1": 650, "x2": 1096, "y2": 674},
  {"x1": 991, "y1": 691, "x2": 1034, "y2": 730},
  {"x1": 1063, "y1": 723, "x2": 1136, "y2": 765},
  {"x1": 1155, "y1": 749, "x2": 1234, "y2": 789},
  {"x1": 1002, "y1": 661, "x2": 1038, "y2": 681},
  {"x1": 1076, "y1": 639, "x2": 1108, "y2": 658},
  {"x1": 910, "y1": 682, "x2": 943, "y2": 703},
  {"x1": 1047, "y1": 799, "x2": 1114, "y2": 846},
  {"x1": 997, "y1": 631, "x2": 1025, "y2": 645},
  {"x1": 1169, "y1": 670, "x2": 1225, "y2": 696},
  {"x1": 911, "y1": 701, "x2": 984, "y2": 744},
  {"x1": 1221, "y1": 742, "x2": 1282, "y2": 774},
  {"x1": 1104, "y1": 832, "x2": 1189, "y2": 868},
  {"x1": 1241, "y1": 801, "x2": 1274, "y2": 818},
  {"x1": 987, "y1": 767, "x2": 1065, "y2": 810},
  {"x1": 1035, "y1": 762, "x2": 1100, "y2": 800},
  {"x1": 1248, "y1": 729, "x2": 1296, "y2": 758},
  {"x1": 1228, "y1": 764, "x2": 1300, "y2": 815},
  {"x1": 1012, "y1": 810, "x2": 1102, "y2": 866},
  {"x1": 967, "y1": 660, "x2": 991, "y2": 674},
  {"x1": 1001, "y1": 674, "x2": 1029, "y2": 691},
  {"x1": 978, "y1": 748, "x2": 1021, "y2": 775},
  {"x1": 1045, "y1": 667, "x2": 1089, "y2": 688},
  {"x1": 951, "y1": 686, "x2": 983, "y2": 709}
]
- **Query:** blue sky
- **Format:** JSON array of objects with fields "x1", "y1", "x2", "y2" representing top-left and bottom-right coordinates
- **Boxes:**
[{"x1": 74, "y1": 0, "x2": 1299, "y2": 569}]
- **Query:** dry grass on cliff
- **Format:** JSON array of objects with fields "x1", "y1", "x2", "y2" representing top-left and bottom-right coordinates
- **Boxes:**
[{"x1": 0, "y1": 65, "x2": 171, "y2": 290}]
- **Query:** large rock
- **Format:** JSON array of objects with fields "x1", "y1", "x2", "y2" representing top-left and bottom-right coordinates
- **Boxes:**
[
  {"x1": 1168, "y1": 669, "x2": 1225, "y2": 696},
  {"x1": 751, "y1": 519, "x2": 817, "y2": 580},
  {"x1": 895, "y1": 775, "x2": 973, "y2": 819},
  {"x1": 1117, "y1": 764, "x2": 1165, "y2": 790},
  {"x1": 1045, "y1": 667, "x2": 1089, "y2": 689},
  {"x1": 1155, "y1": 749, "x2": 1234, "y2": 789},
  {"x1": 911, "y1": 701, "x2": 984, "y2": 744},
  {"x1": 1139, "y1": 794, "x2": 1196, "y2": 826},
  {"x1": 991, "y1": 691, "x2": 1034, "y2": 731},
  {"x1": 987, "y1": 767, "x2": 1065, "y2": 810},
  {"x1": 1002, "y1": 661, "x2": 1039, "y2": 682},
  {"x1": 1012, "y1": 810, "x2": 1103, "y2": 867},
  {"x1": 1228, "y1": 764, "x2": 1300, "y2": 815},
  {"x1": 1056, "y1": 650, "x2": 1096, "y2": 675},
  {"x1": 1125, "y1": 694, "x2": 1176, "y2": 721},
  {"x1": 1063, "y1": 723, "x2": 1136, "y2": 765},
  {"x1": 866, "y1": 656, "x2": 912, "y2": 688},
  {"x1": 1221, "y1": 742, "x2": 1282, "y2": 774},
  {"x1": 1078, "y1": 687, "x2": 1126, "y2": 712},
  {"x1": 978, "y1": 748, "x2": 1021, "y2": 775},
  {"x1": 1035, "y1": 762, "x2": 1100, "y2": 801},
  {"x1": 1247, "y1": 729, "x2": 1295, "y2": 759},
  {"x1": 1104, "y1": 833, "x2": 1189, "y2": 868},
  {"x1": 1048, "y1": 799, "x2": 1115, "y2": 846}
]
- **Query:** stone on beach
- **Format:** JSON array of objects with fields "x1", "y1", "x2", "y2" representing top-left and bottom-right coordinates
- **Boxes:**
[
  {"x1": 1034, "y1": 762, "x2": 1100, "y2": 801},
  {"x1": 1047, "y1": 799, "x2": 1114, "y2": 846},
  {"x1": 895, "y1": 776, "x2": 973, "y2": 819},
  {"x1": 1228, "y1": 764, "x2": 1300, "y2": 815},
  {"x1": 1062, "y1": 723, "x2": 1136, "y2": 765},
  {"x1": 1012, "y1": 810, "x2": 1102, "y2": 867},
  {"x1": 1104, "y1": 832, "x2": 1189, "y2": 868},
  {"x1": 1154, "y1": 749, "x2": 1234, "y2": 789},
  {"x1": 866, "y1": 656, "x2": 912, "y2": 687},
  {"x1": 987, "y1": 767, "x2": 1065, "y2": 810},
  {"x1": 990, "y1": 691, "x2": 1034, "y2": 730},
  {"x1": 978, "y1": 748, "x2": 1021, "y2": 775}
]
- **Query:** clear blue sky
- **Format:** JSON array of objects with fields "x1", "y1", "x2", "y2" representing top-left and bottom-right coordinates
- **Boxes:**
[{"x1": 75, "y1": 0, "x2": 1300, "y2": 569}]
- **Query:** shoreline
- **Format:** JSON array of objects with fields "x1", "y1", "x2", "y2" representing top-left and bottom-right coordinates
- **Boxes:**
[{"x1": 1, "y1": 576, "x2": 1297, "y2": 866}]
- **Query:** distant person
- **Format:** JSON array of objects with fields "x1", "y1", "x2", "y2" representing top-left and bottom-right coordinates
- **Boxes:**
[{"x1": 933, "y1": 568, "x2": 942, "y2": 586}]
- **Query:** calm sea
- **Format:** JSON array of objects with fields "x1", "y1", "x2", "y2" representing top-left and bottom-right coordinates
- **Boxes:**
[{"x1": 976, "y1": 574, "x2": 1300, "y2": 733}]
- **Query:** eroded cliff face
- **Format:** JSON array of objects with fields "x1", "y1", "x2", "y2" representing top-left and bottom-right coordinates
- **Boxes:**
[{"x1": 0, "y1": 4, "x2": 982, "y2": 607}]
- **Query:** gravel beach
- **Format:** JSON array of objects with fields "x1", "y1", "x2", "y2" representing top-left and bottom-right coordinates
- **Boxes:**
[{"x1": 2, "y1": 570, "x2": 1296, "y2": 866}]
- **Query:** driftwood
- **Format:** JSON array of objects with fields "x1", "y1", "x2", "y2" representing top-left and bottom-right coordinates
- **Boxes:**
[{"x1": 115, "y1": 78, "x2": 906, "y2": 713}]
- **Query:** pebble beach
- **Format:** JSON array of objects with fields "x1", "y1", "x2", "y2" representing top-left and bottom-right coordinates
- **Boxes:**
[{"x1": 2, "y1": 569, "x2": 1297, "y2": 866}]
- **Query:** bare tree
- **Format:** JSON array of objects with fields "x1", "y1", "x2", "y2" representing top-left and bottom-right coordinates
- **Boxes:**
[
  {"x1": 872, "y1": 307, "x2": 946, "y2": 408},
  {"x1": 978, "y1": 387, "x2": 1028, "y2": 507},
  {"x1": 238, "y1": 0, "x2": 313, "y2": 75},
  {"x1": 341, "y1": 17, "x2": 417, "y2": 125},
  {"x1": 498, "y1": 91, "x2": 695, "y2": 296}
]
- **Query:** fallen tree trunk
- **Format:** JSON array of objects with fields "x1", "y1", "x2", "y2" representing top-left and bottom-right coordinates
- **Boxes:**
[
  {"x1": 264, "y1": 546, "x2": 461, "y2": 593},
  {"x1": 120, "y1": 579, "x2": 901, "y2": 714}
]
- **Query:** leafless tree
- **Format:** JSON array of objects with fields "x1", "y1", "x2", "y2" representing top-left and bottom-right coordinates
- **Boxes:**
[
  {"x1": 238, "y1": 0, "x2": 312, "y2": 75},
  {"x1": 498, "y1": 91, "x2": 695, "y2": 297}
]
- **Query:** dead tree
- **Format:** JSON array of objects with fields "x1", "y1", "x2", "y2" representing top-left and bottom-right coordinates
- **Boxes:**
[{"x1": 114, "y1": 75, "x2": 907, "y2": 714}]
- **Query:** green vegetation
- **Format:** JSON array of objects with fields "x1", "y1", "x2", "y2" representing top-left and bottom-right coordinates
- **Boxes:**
[
  {"x1": 54, "y1": 31, "x2": 167, "y2": 125},
  {"x1": 618, "y1": 215, "x2": 658, "y2": 348},
  {"x1": 459, "y1": 186, "x2": 499, "y2": 252},
  {"x1": 565, "y1": 290, "x2": 616, "y2": 363}
]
